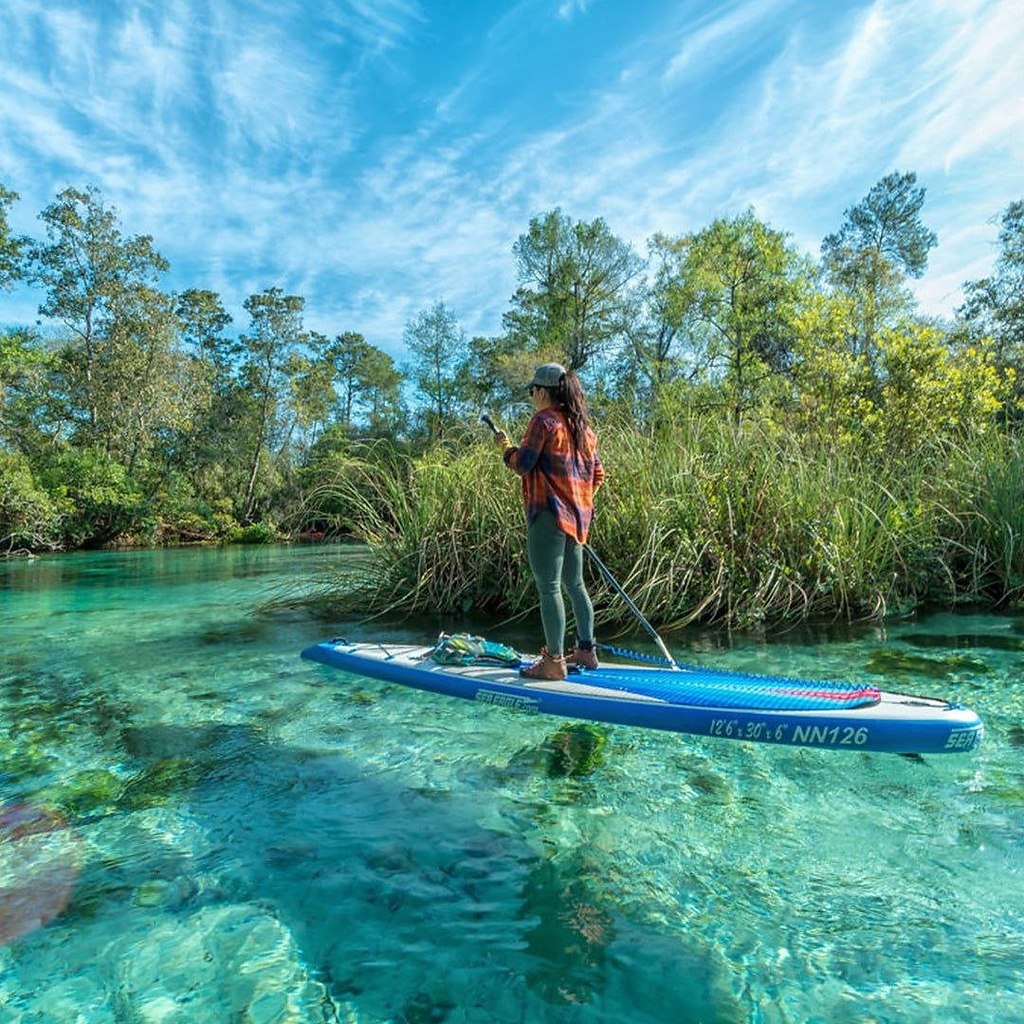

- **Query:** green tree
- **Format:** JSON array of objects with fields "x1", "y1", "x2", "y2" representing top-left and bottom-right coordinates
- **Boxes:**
[
  {"x1": 323, "y1": 331, "x2": 375, "y2": 431},
  {"x1": 821, "y1": 171, "x2": 937, "y2": 358},
  {"x1": 404, "y1": 302, "x2": 469, "y2": 441},
  {"x1": 787, "y1": 292, "x2": 875, "y2": 448},
  {"x1": 323, "y1": 331, "x2": 407, "y2": 437},
  {"x1": 29, "y1": 186, "x2": 171, "y2": 441},
  {"x1": 0, "y1": 451, "x2": 68, "y2": 552},
  {"x1": 359, "y1": 346, "x2": 406, "y2": 438},
  {"x1": 145, "y1": 288, "x2": 240, "y2": 522},
  {"x1": 660, "y1": 210, "x2": 810, "y2": 425},
  {"x1": 86, "y1": 283, "x2": 183, "y2": 473},
  {"x1": 0, "y1": 329, "x2": 60, "y2": 458},
  {"x1": 24, "y1": 186, "x2": 196, "y2": 545},
  {"x1": 176, "y1": 288, "x2": 234, "y2": 369},
  {"x1": 289, "y1": 330, "x2": 338, "y2": 454},
  {"x1": 235, "y1": 287, "x2": 308, "y2": 522},
  {"x1": 505, "y1": 209, "x2": 643, "y2": 370},
  {"x1": 38, "y1": 445, "x2": 145, "y2": 548},
  {"x1": 614, "y1": 235, "x2": 702, "y2": 420},
  {"x1": 0, "y1": 184, "x2": 27, "y2": 290},
  {"x1": 958, "y1": 199, "x2": 1024, "y2": 415},
  {"x1": 864, "y1": 324, "x2": 1007, "y2": 454},
  {"x1": 458, "y1": 333, "x2": 533, "y2": 423}
]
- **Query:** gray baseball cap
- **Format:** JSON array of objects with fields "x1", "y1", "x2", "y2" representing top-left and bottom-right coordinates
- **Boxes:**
[{"x1": 528, "y1": 362, "x2": 567, "y2": 389}]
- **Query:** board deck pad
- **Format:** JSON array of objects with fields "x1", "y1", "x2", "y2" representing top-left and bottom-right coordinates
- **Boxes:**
[{"x1": 550, "y1": 664, "x2": 882, "y2": 711}]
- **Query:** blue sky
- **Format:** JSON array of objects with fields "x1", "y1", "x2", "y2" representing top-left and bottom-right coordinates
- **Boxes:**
[{"x1": 1, "y1": 0, "x2": 1021, "y2": 357}]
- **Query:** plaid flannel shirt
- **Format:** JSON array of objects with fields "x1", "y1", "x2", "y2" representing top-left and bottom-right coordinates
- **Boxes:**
[{"x1": 503, "y1": 408, "x2": 605, "y2": 544}]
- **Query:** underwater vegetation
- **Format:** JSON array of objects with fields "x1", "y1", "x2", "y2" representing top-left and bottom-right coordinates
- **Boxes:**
[
  {"x1": 865, "y1": 649, "x2": 990, "y2": 681},
  {"x1": 543, "y1": 723, "x2": 610, "y2": 779},
  {"x1": 900, "y1": 632, "x2": 1024, "y2": 653}
]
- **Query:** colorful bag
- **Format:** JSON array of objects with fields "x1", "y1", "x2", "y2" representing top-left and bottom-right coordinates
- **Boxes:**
[{"x1": 430, "y1": 632, "x2": 521, "y2": 667}]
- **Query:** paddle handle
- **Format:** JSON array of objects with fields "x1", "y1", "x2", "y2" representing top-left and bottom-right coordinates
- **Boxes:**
[{"x1": 480, "y1": 412, "x2": 499, "y2": 434}]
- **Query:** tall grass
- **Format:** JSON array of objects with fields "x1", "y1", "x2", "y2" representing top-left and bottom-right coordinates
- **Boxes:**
[
  {"x1": 592, "y1": 417, "x2": 930, "y2": 627},
  {"x1": 942, "y1": 431, "x2": 1024, "y2": 606},
  {"x1": 306, "y1": 441, "x2": 535, "y2": 619},
  {"x1": 306, "y1": 419, "x2": 1024, "y2": 630}
]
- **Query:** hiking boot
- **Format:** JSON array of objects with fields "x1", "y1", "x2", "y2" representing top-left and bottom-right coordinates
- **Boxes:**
[
  {"x1": 570, "y1": 645, "x2": 599, "y2": 670},
  {"x1": 519, "y1": 646, "x2": 567, "y2": 681}
]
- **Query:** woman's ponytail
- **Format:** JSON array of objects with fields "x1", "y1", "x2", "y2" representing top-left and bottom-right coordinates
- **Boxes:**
[{"x1": 556, "y1": 371, "x2": 592, "y2": 456}]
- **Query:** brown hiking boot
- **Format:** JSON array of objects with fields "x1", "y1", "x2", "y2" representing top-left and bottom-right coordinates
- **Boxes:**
[
  {"x1": 570, "y1": 645, "x2": 599, "y2": 670},
  {"x1": 519, "y1": 646, "x2": 567, "y2": 681}
]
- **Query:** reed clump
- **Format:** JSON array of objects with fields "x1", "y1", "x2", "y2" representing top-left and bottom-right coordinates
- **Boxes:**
[
  {"x1": 306, "y1": 438, "x2": 535, "y2": 618},
  {"x1": 308, "y1": 418, "x2": 1024, "y2": 629}
]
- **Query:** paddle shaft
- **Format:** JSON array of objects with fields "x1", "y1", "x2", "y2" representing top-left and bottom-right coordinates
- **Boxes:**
[
  {"x1": 582, "y1": 544, "x2": 681, "y2": 670},
  {"x1": 482, "y1": 412, "x2": 680, "y2": 670}
]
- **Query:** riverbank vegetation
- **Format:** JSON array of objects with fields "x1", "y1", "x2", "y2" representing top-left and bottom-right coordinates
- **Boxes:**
[
  {"x1": 310, "y1": 415, "x2": 1024, "y2": 629},
  {"x1": 2, "y1": 175, "x2": 1022, "y2": 625}
]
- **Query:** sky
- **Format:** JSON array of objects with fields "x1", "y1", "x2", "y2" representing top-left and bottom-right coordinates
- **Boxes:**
[{"x1": 1, "y1": 0, "x2": 1022, "y2": 357}]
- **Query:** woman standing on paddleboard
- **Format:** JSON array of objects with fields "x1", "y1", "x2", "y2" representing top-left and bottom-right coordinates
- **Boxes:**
[{"x1": 492, "y1": 363, "x2": 605, "y2": 680}]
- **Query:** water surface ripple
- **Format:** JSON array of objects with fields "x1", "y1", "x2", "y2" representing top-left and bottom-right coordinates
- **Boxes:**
[{"x1": 1, "y1": 546, "x2": 1021, "y2": 1022}]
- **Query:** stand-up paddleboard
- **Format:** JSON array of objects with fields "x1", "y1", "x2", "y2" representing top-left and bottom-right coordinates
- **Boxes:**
[{"x1": 300, "y1": 637, "x2": 983, "y2": 755}]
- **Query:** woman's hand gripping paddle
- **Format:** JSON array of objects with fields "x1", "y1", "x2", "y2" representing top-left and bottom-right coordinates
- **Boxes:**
[{"x1": 481, "y1": 412, "x2": 512, "y2": 451}]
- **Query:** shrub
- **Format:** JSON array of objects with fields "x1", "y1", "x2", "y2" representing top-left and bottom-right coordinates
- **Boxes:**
[{"x1": 0, "y1": 452, "x2": 68, "y2": 552}]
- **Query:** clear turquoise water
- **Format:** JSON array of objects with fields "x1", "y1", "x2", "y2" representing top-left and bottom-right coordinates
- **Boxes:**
[{"x1": 1, "y1": 544, "x2": 1022, "y2": 1023}]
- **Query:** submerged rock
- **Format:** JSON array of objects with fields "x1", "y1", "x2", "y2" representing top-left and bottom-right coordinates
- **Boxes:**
[
  {"x1": 32, "y1": 768, "x2": 125, "y2": 817},
  {"x1": 865, "y1": 649, "x2": 990, "y2": 681},
  {"x1": 0, "y1": 735, "x2": 56, "y2": 783},
  {"x1": 515, "y1": 849, "x2": 744, "y2": 1020},
  {"x1": 686, "y1": 766, "x2": 734, "y2": 801},
  {"x1": 108, "y1": 904, "x2": 337, "y2": 1022},
  {"x1": 543, "y1": 723, "x2": 610, "y2": 778},
  {"x1": 517, "y1": 852, "x2": 616, "y2": 1005},
  {"x1": 900, "y1": 632, "x2": 1024, "y2": 653},
  {"x1": 345, "y1": 689, "x2": 379, "y2": 706},
  {"x1": 116, "y1": 757, "x2": 203, "y2": 811},
  {"x1": 493, "y1": 722, "x2": 611, "y2": 785},
  {"x1": 197, "y1": 618, "x2": 268, "y2": 645},
  {"x1": 0, "y1": 803, "x2": 81, "y2": 944},
  {"x1": 397, "y1": 989, "x2": 457, "y2": 1023}
]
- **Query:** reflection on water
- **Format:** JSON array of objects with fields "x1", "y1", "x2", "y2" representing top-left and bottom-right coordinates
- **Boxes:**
[{"x1": 1, "y1": 545, "x2": 1022, "y2": 1022}]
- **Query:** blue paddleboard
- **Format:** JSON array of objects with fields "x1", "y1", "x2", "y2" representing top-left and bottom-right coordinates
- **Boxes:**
[{"x1": 300, "y1": 639, "x2": 983, "y2": 755}]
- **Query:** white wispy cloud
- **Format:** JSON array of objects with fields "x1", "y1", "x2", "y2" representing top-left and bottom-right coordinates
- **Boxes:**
[
  {"x1": 894, "y1": 0, "x2": 1023, "y2": 172},
  {"x1": 737, "y1": 0, "x2": 1023, "y2": 301},
  {"x1": 0, "y1": 0, "x2": 421, "y2": 328},
  {"x1": 326, "y1": 0, "x2": 426, "y2": 52},
  {"x1": 1, "y1": 0, "x2": 1021, "y2": 347},
  {"x1": 557, "y1": 0, "x2": 590, "y2": 21},
  {"x1": 662, "y1": 0, "x2": 788, "y2": 83},
  {"x1": 461, "y1": 0, "x2": 1024, "y2": 321}
]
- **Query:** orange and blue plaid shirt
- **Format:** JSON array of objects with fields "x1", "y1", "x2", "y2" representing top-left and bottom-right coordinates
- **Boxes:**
[{"x1": 503, "y1": 408, "x2": 604, "y2": 544}]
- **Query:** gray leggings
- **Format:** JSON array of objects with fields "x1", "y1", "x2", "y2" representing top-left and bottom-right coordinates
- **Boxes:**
[{"x1": 527, "y1": 511, "x2": 595, "y2": 656}]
